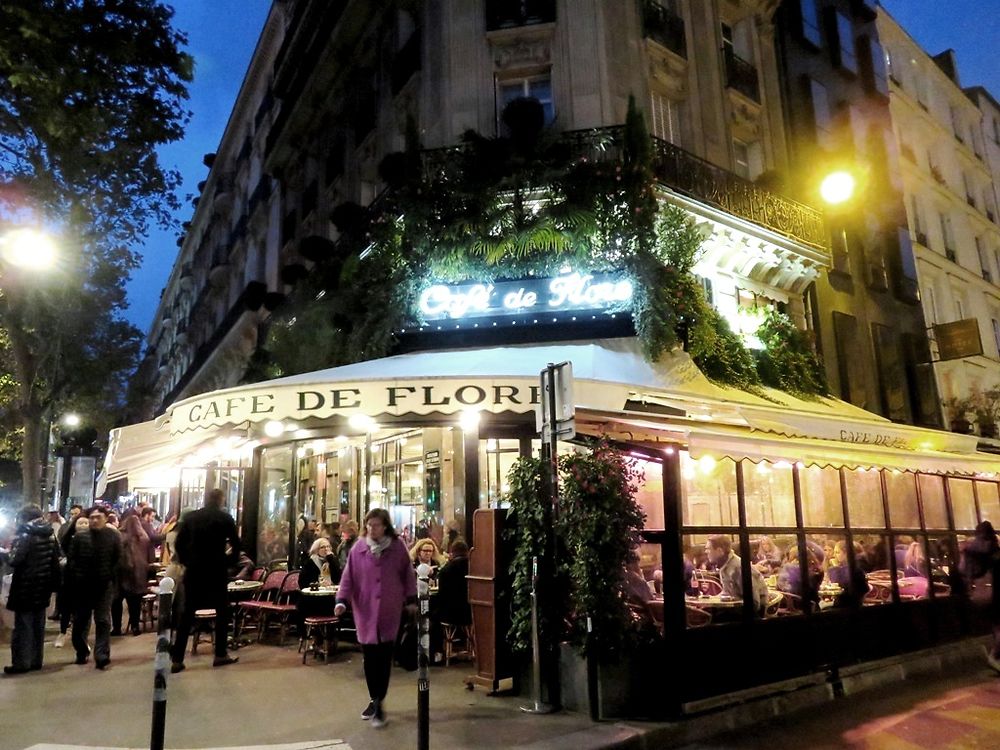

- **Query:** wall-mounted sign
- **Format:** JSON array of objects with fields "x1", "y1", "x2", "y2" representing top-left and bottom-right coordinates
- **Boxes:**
[
  {"x1": 416, "y1": 271, "x2": 633, "y2": 321},
  {"x1": 934, "y1": 318, "x2": 983, "y2": 361}
]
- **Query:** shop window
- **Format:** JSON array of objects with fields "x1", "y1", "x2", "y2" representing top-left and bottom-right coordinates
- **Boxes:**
[
  {"x1": 480, "y1": 438, "x2": 522, "y2": 510},
  {"x1": 844, "y1": 468, "x2": 885, "y2": 528},
  {"x1": 743, "y1": 460, "x2": 796, "y2": 527},
  {"x1": 927, "y1": 536, "x2": 955, "y2": 598},
  {"x1": 948, "y1": 478, "x2": 977, "y2": 531},
  {"x1": 918, "y1": 474, "x2": 949, "y2": 529},
  {"x1": 259, "y1": 444, "x2": 293, "y2": 566},
  {"x1": 680, "y1": 453, "x2": 738, "y2": 526},
  {"x1": 773, "y1": 535, "x2": 819, "y2": 613},
  {"x1": 800, "y1": 465, "x2": 845, "y2": 527},
  {"x1": 685, "y1": 533, "x2": 766, "y2": 624},
  {"x1": 976, "y1": 481, "x2": 1000, "y2": 524},
  {"x1": 888, "y1": 472, "x2": 923, "y2": 529},
  {"x1": 630, "y1": 456, "x2": 665, "y2": 530},
  {"x1": 855, "y1": 534, "x2": 893, "y2": 607}
]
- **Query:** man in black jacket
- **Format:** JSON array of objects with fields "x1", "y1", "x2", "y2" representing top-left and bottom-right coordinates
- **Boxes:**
[
  {"x1": 4, "y1": 506, "x2": 61, "y2": 675},
  {"x1": 169, "y1": 488, "x2": 241, "y2": 672},
  {"x1": 68, "y1": 506, "x2": 121, "y2": 670}
]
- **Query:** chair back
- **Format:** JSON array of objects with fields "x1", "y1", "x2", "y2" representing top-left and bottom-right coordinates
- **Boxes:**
[
  {"x1": 250, "y1": 566, "x2": 267, "y2": 582},
  {"x1": 276, "y1": 570, "x2": 300, "y2": 602},
  {"x1": 257, "y1": 570, "x2": 288, "y2": 602},
  {"x1": 685, "y1": 604, "x2": 712, "y2": 627}
]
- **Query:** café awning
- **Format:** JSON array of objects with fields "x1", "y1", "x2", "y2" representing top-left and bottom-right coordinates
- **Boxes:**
[{"x1": 100, "y1": 337, "x2": 1000, "y2": 490}]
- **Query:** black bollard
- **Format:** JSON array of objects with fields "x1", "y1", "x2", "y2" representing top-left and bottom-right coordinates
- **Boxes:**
[
  {"x1": 150, "y1": 576, "x2": 175, "y2": 750},
  {"x1": 416, "y1": 563, "x2": 432, "y2": 750}
]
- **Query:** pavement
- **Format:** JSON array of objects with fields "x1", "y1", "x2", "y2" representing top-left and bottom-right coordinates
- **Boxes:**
[{"x1": 3, "y1": 617, "x2": 1000, "y2": 750}]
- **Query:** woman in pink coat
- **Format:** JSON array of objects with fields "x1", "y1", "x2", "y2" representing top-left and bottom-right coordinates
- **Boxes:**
[{"x1": 335, "y1": 508, "x2": 416, "y2": 729}]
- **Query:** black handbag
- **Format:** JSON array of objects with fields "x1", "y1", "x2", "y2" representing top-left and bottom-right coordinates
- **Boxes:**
[{"x1": 395, "y1": 618, "x2": 418, "y2": 671}]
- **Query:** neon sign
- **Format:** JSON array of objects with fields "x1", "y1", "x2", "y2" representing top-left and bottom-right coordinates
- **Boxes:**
[{"x1": 417, "y1": 272, "x2": 633, "y2": 321}]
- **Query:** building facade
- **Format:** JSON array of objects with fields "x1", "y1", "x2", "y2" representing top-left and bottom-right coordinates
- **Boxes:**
[{"x1": 877, "y1": 10, "x2": 1000, "y2": 434}]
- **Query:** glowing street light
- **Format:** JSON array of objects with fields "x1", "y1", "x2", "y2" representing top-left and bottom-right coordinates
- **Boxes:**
[
  {"x1": 62, "y1": 413, "x2": 81, "y2": 428},
  {"x1": 0, "y1": 228, "x2": 57, "y2": 271},
  {"x1": 819, "y1": 170, "x2": 856, "y2": 206}
]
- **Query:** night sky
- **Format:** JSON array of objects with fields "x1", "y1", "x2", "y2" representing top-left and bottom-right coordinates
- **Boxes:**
[{"x1": 121, "y1": 0, "x2": 1000, "y2": 334}]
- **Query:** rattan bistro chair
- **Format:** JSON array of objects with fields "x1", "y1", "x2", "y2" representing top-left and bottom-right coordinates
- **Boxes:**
[
  {"x1": 234, "y1": 569, "x2": 287, "y2": 640},
  {"x1": 257, "y1": 570, "x2": 300, "y2": 645}
]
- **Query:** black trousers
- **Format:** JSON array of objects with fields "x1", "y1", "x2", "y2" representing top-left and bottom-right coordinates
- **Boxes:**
[
  {"x1": 362, "y1": 641, "x2": 395, "y2": 703},
  {"x1": 170, "y1": 577, "x2": 229, "y2": 662}
]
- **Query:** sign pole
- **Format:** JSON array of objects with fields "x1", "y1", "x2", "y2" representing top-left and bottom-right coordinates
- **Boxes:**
[{"x1": 416, "y1": 563, "x2": 432, "y2": 750}]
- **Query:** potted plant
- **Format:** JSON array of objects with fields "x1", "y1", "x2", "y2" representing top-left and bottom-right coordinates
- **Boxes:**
[
  {"x1": 942, "y1": 395, "x2": 975, "y2": 434},
  {"x1": 974, "y1": 388, "x2": 1000, "y2": 439}
]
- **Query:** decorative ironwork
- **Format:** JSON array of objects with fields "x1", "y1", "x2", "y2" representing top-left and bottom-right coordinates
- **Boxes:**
[
  {"x1": 723, "y1": 47, "x2": 759, "y2": 102},
  {"x1": 641, "y1": 0, "x2": 686, "y2": 58},
  {"x1": 486, "y1": 0, "x2": 556, "y2": 31}
]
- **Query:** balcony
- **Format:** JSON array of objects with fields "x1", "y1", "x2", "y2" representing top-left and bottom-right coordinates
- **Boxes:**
[
  {"x1": 723, "y1": 48, "x2": 759, "y2": 102},
  {"x1": 945, "y1": 247, "x2": 957, "y2": 262},
  {"x1": 391, "y1": 30, "x2": 421, "y2": 94},
  {"x1": 485, "y1": 0, "x2": 555, "y2": 31},
  {"x1": 642, "y1": 0, "x2": 686, "y2": 58},
  {"x1": 983, "y1": 268, "x2": 993, "y2": 283},
  {"x1": 866, "y1": 262, "x2": 889, "y2": 291}
]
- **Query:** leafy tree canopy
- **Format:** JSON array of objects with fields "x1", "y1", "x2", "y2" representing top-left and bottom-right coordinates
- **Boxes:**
[{"x1": 0, "y1": 0, "x2": 192, "y2": 503}]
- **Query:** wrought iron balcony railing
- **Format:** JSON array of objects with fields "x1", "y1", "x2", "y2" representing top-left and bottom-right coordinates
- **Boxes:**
[
  {"x1": 486, "y1": 0, "x2": 556, "y2": 31},
  {"x1": 723, "y1": 47, "x2": 760, "y2": 102},
  {"x1": 641, "y1": 0, "x2": 686, "y2": 58}
]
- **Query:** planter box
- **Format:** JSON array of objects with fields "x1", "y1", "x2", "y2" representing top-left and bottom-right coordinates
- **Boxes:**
[{"x1": 558, "y1": 641, "x2": 665, "y2": 719}]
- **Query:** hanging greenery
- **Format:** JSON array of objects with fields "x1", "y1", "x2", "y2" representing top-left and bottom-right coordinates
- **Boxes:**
[
  {"x1": 504, "y1": 440, "x2": 648, "y2": 660},
  {"x1": 753, "y1": 307, "x2": 828, "y2": 397},
  {"x1": 253, "y1": 95, "x2": 826, "y2": 398}
]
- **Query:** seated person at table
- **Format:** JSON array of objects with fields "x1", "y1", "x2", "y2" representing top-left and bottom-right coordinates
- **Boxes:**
[
  {"x1": 753, "y1": 536, "x2": 783, "y2": 575},
  {"x1": 624, "y1": 552, "x2": 653, "y2": 606},
  {"x1": 824, "y1": 541, "x2": 869, "y2": 607},
  {"x1": 410, "y1": 538, "x2": 445, "y2": 578},
  {"x1": 436, "y1": 541, "x2": 471, "y2": 626},
  {"x1": 227, "y1": 548, "x2": 255, "y2": 581},
  {"x1": 903, "y1": 541, "x2": 928, "y2": 578},
  {"x1": 777, "y1": 546, "x2": 822, "y2": 605},
  {"x1": 299, "y1": 537, "x2": 340, "y2": 589},
  {"x1": 705, "y1": 536, "x2": 768, "y2": 614}
]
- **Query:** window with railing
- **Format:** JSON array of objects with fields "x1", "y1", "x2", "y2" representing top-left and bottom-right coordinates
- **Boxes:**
[
  {"x1": 650, "y1": 92, "x2": 683, "y2": 145},
  {"x1": 722, "y1": 21, "x2": 759, "y2": 101},
  {"x1": 642, "y1": 0, "x2": 687, "y2": 58},
  {"x1": 485, "y1": 0, "x2": 555, "y2": 31},
  {"x1": 498, "y1": 75, "x2": 554, "y2": 129}
]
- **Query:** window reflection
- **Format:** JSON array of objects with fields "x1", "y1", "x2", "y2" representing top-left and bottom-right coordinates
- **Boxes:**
[
  {"x1": 259, "y1": 444, "x2": 292, "y2": 565},
  {"x1": 856, "y1": 535, "x2": 892, "y2": 606},
  {"x1": 918, "y1": 474, "x2": 948, "y2": 529},
  {"x1": 977, "y1": 481, "x2": 1000, "y2": 525},
  {"x1": 800, "y1": 466, "x2": 844, "y2": 527},
  {"x1": 844, "y1": 468, "x2": 885, "y2": 528},
  {"x1": 743, "y1": 461, "x2": 795, "y2": 527},
  {"x1": 680, "y1": 453, "x2": 738, "y2": 526},
  {"x1": 885, "y1": 471, "x2": 920, "y2": 528},
  {"x1": 948, "y1": 479, "x2": 977, "y2": 531},
  {"x1": 896, "y1": 534, "x2": 930, "y2": 599}
]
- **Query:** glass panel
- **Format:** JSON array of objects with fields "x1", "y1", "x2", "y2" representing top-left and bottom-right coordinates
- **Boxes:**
[
  {"x1": 480, "y1": 438, "x2": 522, "y2": 510},
  {"x1": 743, "y1": 460, "x2": 796, "y2": 527},
  {"x1": 816, "y1": 534, "x2": 860, "y2": 610},
  {"x1": 948, "y1": 479, "x2": 977, "y2": 531},
  {"x1": 897, "y1": 535, "x2": 930, "y2": 599},
  {"x1": 918, "y1": 474, "x2": 949, "y2": 529},
  {"x1": 977, "y1": 481, "x2": 1000, "y2": 524},
  {"x1": 631, "y1": 457, "x2": 664, "y2": 530},
  {"x1": 800, "y1": 466, "x2": 845, "y2": 527},
  {"x1": 259, "y1": 444, "x2": 293, "y2": 566},
  {"x1": 774, "y1": 535, "x2": 813, "y2": 616},
  {"x1": 680, "y1": 453, "x2": 738, "y2": 526},
  {"x1": 399, "y1": 433, "x2": 423, "y2": 462},
  {"x1": 683, "y1": 533, "x2": 765, "y2": 626},
  {"x1": 858, "y1": 535, "x2": 893, "y2": 606},
  {"x1": 885, "y1": 471, "x2": 920, "y2": 528},
  {"x1": 844, "y1": 468, "x2": 885, "y2": 528},
  {"x1": 928, "y1": 535, "x2": 955, "y2": 598}
]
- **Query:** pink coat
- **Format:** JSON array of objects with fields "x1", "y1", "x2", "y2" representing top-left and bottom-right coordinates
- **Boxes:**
[{"x1": 337, "y1": 536, "x2": 417, "y2": 644}]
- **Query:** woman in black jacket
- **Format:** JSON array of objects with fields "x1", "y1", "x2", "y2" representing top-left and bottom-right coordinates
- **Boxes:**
[{"x1": 297, "y1": 537, "x2": 340, "y2": 629}]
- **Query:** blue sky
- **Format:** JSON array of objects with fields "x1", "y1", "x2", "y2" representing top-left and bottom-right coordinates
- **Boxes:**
[
  {"x1": 125, "y1": 0, "x2": 271, "y2": 333},
  {"x1": 122, "y1": 0, "x2": 1000, "y2": 334}
]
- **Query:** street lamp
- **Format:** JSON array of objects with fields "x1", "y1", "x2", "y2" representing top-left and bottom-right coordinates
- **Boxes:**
[
  {"x1": 0, "y1": 228, "x2": 57, "y2": 271},
  {"x1": 819, "y1": 170, "x2": 856, "y2": 206},
  {"x1": 62, "y1": 413, "x2": 81, "y2": 428}
]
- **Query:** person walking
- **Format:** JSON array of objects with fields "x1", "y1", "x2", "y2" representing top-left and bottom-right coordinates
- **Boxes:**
[
  {"x1": 169, "y1": 488, "x2": 240, "y2": 673},
  {"x1": 119, "y1": 515, "x2": 152, "y2": 635},
  {"x1": 4, "y1": 506, "x2": 61, "y2": 675},
  {"x1": 961, "y1": 520, "x2": 1000, "y2": 671},
  {"x1": 54, "y1": 514, "x2": 90, "y2": 649},
  {"x1": 334, "y1": 509, "x2": 417, "y2": 729},
  {"x1": 67, "y1": 506, "x2": 121, "y2": 670}
]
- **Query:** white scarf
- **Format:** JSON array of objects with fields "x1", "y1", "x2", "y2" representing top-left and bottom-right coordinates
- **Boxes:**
[{"x1": 366, "y1": 534, "x2": 392, "y2": 558}]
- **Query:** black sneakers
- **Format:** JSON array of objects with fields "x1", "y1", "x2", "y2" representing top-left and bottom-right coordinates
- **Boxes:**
[
  {"x1": 95, "y1": 659, "x2": 110, "y2": 671},
  {"x1": 213, "y1": 655, "x2": 238, "y2": 667},
  {"x1": 361, "y1": 701, "x2": 377, "y2": 720},
  {"x1": 371, "y1": 703, "x2": 386, "y2": 729}
]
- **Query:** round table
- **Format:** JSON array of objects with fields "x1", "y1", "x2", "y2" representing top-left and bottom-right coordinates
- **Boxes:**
[
  {"x1": 300, "y1": 585, "x2": 339, "y2": 597},
  {"x1": 228, "y1": 580, "x2": 263, "y2": 595}
]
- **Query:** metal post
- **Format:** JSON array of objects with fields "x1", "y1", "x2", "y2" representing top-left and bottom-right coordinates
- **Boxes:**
[
  {"x1": 416, "y1": 563, "x2": 431, "y2": 750},
  {"x1": 520, "y1": 556, "x2": 554, "y2": 714},
  {"x1": 150, "y1": 577, "x2": 175, "y2": 750}
]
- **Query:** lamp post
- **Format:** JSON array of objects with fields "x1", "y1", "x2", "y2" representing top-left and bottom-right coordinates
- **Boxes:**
[{"x1": 819, "y1": 170, "x2": 857, "y2": 206}]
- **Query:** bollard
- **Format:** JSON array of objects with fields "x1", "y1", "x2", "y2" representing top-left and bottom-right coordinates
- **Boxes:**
[
  {"x1": 150, "y1": 576, "x2": 174, "y2": 750},
  {"x1": 416, "y1": 562, "x2": 432, "y2": 750},
  {"x1": 520, "y1": 556, "x2": 554, "y2": 714}
]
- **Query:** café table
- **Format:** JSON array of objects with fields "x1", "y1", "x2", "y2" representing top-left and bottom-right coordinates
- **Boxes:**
[{"x1": 227, "y1": 579, "x2": 264, "y2": 648}]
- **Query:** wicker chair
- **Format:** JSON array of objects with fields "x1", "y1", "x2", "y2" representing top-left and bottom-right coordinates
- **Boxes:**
[
  {"x1": 257, "y1": 571, "x2": 300, "y2": 645},
  {"x1": 234, "y1": 570, "x2": 287, "y2": 640}
]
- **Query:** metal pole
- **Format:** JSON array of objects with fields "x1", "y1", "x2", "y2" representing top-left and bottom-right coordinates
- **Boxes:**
[
  {"x1": 520, "y1": 556, "x2": 553, "y2": 714},
  {"x1": 150, "y1": 577, "x2": 175, "y2": 750},
  {"x1": 416, "y1": 563, "x2": 432, "y2": 750}
]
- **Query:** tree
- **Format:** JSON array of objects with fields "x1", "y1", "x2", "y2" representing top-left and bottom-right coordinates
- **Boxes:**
[{"x1": 0, "y1": 0, "x2": 192, "y2": 504}]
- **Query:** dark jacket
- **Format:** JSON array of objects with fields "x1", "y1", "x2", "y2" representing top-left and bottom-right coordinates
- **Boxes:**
[
  {"x1": 68, "y1": 527, "x2": 122, "y2": 594},
  {"x1": 436, "y1": 555, "x2": 471, "y2": 626},
  {"x1": 174, "y1": 506, "x2": 239, "y2": 587},
  {"x1": 962, "y1": 534, "x2": 1000, "y2": 614},
  {"x1": 6, "y1": 517, "x2": 61, "y2": 612},
  {"x1": 299, "y1": 553, "x2": 340, "y2": 589}
]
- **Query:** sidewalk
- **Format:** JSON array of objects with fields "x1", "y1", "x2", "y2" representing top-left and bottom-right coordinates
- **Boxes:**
[{"x1": 1, "y1": 620, "x2": 996, "y2": 750}]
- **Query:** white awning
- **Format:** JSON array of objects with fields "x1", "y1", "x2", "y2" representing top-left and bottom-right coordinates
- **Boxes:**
[{"x1": 100, "y1": 337, "x2": 1000, "y2": 489}]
